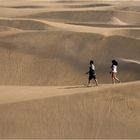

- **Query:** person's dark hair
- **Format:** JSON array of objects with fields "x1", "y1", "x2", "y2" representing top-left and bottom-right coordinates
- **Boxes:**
[
  {"x1": 90, "y1": 60, "x2": 94, "y2": 65},
  {"x1": 112, "y1": 60, "x2": 118, "y2": 66}
]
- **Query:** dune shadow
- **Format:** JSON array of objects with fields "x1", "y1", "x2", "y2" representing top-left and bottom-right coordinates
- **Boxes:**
[
  {"x1": 0, "y1": 5, "x2": 47, "y2": 9},
  {"x1": 62, "y1": 85, "x2": 96, "y2": 89},
  {"x1": 66, "y1": 4, "x2": 112, "y2": 9}
]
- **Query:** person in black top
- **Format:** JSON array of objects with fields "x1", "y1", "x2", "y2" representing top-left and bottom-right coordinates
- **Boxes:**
[{"x1": 86, "y1": 60, "x2": 98, "y2": 86}]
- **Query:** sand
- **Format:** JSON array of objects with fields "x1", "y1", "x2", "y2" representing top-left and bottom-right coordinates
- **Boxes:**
[
  {"x1": 0, "y1": 81, "x2": 140, "y2": 139},
  {"x1": 0, "y1": 0, "x2": 139, "y2": 139}
]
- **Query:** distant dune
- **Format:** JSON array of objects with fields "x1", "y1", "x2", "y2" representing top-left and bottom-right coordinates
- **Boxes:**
[
  {"x1": 26, "y1": 10, "x2": 140, "y2": 25},
  {"x1": 0, "y1": 25, "x2": 21, "y2": 31},
  {"x1": 0, "y1": 18, "x2": 51, "y2": 30}
]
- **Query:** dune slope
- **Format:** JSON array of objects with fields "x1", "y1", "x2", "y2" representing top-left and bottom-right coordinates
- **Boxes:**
[
  {"x1": 0, "y1": 81, "x2": 140, "y2": 138},
  {"x1": 0, "y1": 0, "x2": 139, "y2": 85},
  {"x1": 0, "y1": 30, "x2": 139, "y2": 85}
]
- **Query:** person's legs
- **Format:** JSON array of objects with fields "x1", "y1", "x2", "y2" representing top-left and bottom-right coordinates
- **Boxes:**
[
  {"x1": 87, "y1": 79, "x2": 90, "y2": 86},
  {"x1": 114, "y1": 73, "x2": 120, "y2": 83},
  {"x1": 112, "y1": 72, "x2": 115, "y2": 84},
  {"x1": 87, "y1": 75, "x2": 91, "y2": 86},
  {"x1": 93, "y1": 75, "x2": 98, "y2": 86},
  {"x1": 94, "y1": 79, "x2": 98, "y2": 86},
  {"x1": 112, "y1": 73, "x2": 120, "y2": 83}
]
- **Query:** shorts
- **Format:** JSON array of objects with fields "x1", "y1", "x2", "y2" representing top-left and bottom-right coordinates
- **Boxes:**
[{"x1": 89, "y1": 74, "x2": 96, "y2": 80}]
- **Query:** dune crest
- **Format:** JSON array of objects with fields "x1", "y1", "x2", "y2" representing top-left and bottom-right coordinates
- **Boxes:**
[
  {"x1": 108, "y1": 17, "x2": 128, "y2": 25},
  {"x1": 119, "y1": 58, "x2": 140, "y2": 65}
]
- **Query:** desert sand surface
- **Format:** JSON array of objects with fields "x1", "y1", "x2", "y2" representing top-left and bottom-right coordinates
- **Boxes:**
[
  {"x1": 0, "y1": 81, "x2": 140, "y2": 139},
  {"x1": 0, "y1": 0, "x2": 140, "y2": 139}
]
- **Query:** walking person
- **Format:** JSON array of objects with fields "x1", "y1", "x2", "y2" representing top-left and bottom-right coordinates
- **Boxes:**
[
  {"x1": 110, "y1": 60, "x2": 121, "y2": 84},
  {"x1": 86, "y1": 60, "x2": 98, "y2": 86}
]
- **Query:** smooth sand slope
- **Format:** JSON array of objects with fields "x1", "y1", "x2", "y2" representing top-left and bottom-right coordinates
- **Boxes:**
[
  {"x1": 0, "y1": 30, "x2": 139, "y2": 85},
  {"x1": 0, "y1": 0, "x2": 140, "y2": 139},
  {"x1": 0, "y1": 81, "x2": 140, "y2": 139},
  {"x1": 0, "y1": 0, "x2": 139, "y2": 85}
]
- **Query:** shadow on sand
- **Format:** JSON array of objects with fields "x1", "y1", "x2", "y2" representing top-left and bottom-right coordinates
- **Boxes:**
[{"x1": 61, "y1": 85, "x2": 97, "y2": 89}]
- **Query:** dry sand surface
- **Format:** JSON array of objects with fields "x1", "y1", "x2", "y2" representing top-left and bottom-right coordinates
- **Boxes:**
[
  {"x1": 0, "y1": 81, "x2": 140, "y2": 139},
  {"x1": 0, "y1": 0, "x2": 140, "y2": 139}
]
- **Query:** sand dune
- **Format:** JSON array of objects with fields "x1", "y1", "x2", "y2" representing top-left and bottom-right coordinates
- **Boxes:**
[
  {"x1": 0, "y1": 17, "x2": 139, "y2": 35},
  {"x1": 0, "y1": 30, "x2": 139, "y2": 85},
  {"x1": 119, "y1": 58, "x2": 140, "y2": 65},
  {"x1": 0, "y1": 81, "x2": 140, "y2": 138},
  {"x1": 0, "y1": 0, "x2": 140, "y2": 138},
  {"x1": 119, "y1": 6, "x2": 140, "y2": 12},
  {"x1": 0, "y1": 1, "x2": 139, "y2": 85},
  {"x1": 0, "y1": 25, "x2": 22, "y2": 32},
  {"x1": 0, "y1": 18, "x2": 51, "y2": 30},
  {"x1": 62, "y1": 3, "x2": 112, "y2": 9},
  {"x1": 25, "y1": 10, "x2": 120, "y2": 23},
  {"x1": 3, "y1": 17, "x2": 139, "y2": 35},
  {"x1": 26, "y1": 10, "x2": 140, "y2": 26},
  {"x1": 111, "y1": 29, "x2": 140, "y2": 38},
  {"x1": 115, "y1": 1, "x2": 140, "y2": 12},
  {"x1": 107, "y1": 17, "x2": 128, "y2": 25}
]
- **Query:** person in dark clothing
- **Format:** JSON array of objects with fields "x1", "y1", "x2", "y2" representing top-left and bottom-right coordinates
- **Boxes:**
[{"x1": 86, "y1": 60, "x2": 98, "y2": 86}]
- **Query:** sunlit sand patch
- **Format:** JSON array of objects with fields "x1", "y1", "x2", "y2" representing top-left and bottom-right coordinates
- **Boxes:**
[{"x1": 119, "y1": 58, "x2": 140, "y2": 65}]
